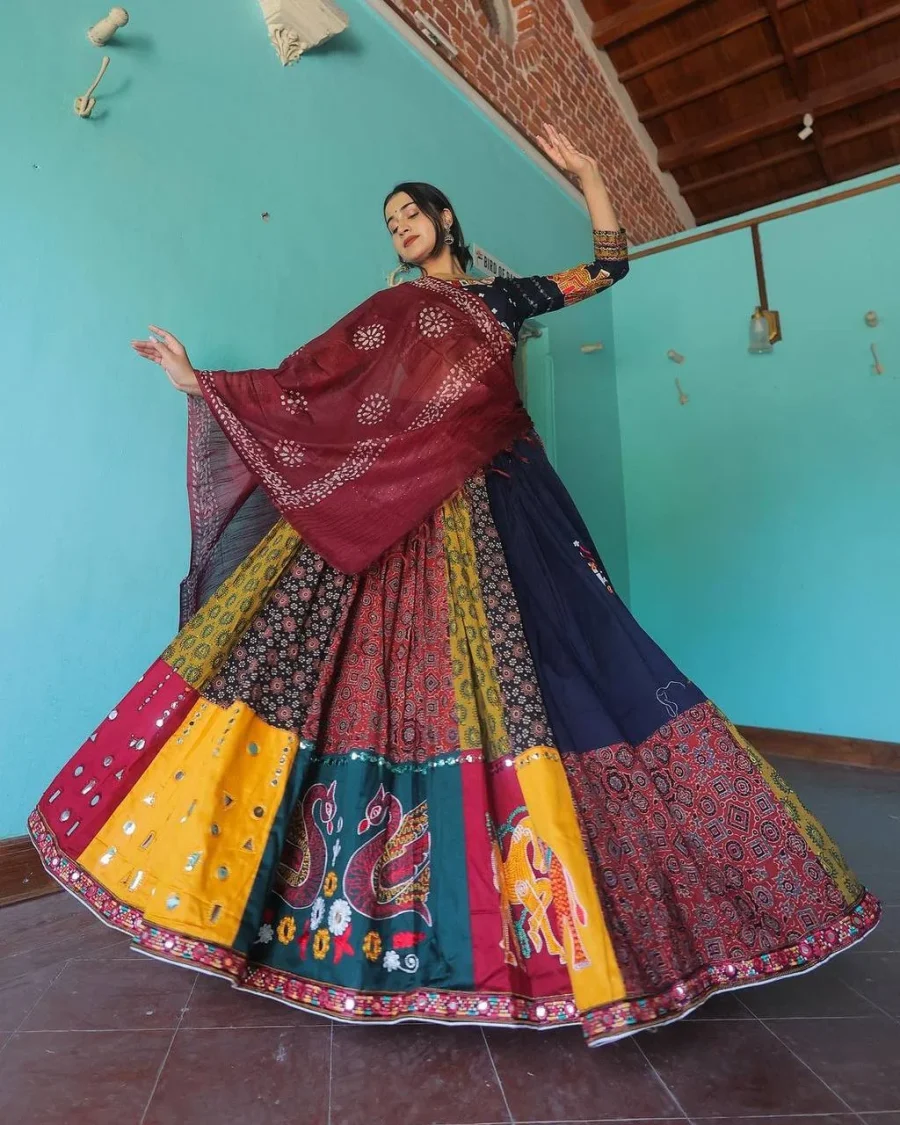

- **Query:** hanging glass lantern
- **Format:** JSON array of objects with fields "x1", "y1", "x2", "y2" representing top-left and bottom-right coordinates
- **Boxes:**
[{"x1": 748, "y1": 307, "x2": 773, "y2": 354}]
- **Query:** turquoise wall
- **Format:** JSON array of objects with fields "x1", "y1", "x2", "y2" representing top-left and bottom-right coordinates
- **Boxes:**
[
  {"x1": 613, "y1": 176, "x2": 900, "y2": 742},
  {"x1": 0, "y1": 0, "x2": 625, "y2": 837}
]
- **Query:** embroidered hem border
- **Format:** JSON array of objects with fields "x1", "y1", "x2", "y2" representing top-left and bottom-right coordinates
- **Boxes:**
[{"x1": 28, "y1": 809, "x2": 881, "y2": 1044}]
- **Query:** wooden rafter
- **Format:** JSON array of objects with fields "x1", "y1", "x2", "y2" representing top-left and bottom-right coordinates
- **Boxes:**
[
  {"x1": 697, "y1": 175, "x2": 829, "y2": 224},
  {"x1": 794, "y1": 2, "x2": 900, "y2": 58},
  {"x1": 763, "y1": 0, "x2": 804, "y2": 97},
  {"x1": 694, "y1": 152, "x2": 900, "y2": 223},
  {"x1": 613, "y1": 0, "x2": 896, "y2": 84},
  {"x1": 824, "y1": 109, "x2": 900, "y2": 149},
  {"x1": 679, "y1": 149, "x2": 810, "y2": 196},
  {"x1": 638, "y1": 56, "x2": 783, "y2": 122},
  {"x1": 591, "y1": 0, "x2": 701, "y2": 48},
  {"x1": 761, "y1": 0, "x2": 835, "y2": 184},
  {"x1": 617, "y1": 9, "x2": 770, "y2": 82},
  {"x1": 657, "y1": 56, "x2": 900, "y2": 171},
  {"x1": 679, "y1": 104, "x2": 900, "y2": 197}
]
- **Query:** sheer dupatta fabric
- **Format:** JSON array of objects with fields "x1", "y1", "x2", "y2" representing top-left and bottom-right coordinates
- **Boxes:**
[{"x1": 181, "y1": 276, "x2": 530, "y2": 617}]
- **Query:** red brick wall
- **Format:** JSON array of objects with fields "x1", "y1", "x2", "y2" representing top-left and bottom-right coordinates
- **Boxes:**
[{"x1": 382, "y1": 0, "x2": 686, "y2": 242}]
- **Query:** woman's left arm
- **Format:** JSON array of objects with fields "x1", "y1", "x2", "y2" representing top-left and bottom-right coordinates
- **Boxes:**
[
  {"x1": 491, "y1": 124, "x2": 628, "y2": 325},
  {"x1": 538, "y1": 124, "x2": 629, "y2": 305}
]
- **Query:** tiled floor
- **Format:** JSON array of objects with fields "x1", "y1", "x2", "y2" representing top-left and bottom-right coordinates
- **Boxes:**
[{"x1": 1, "y1": 757, "x2": 898, "y2": 1125}]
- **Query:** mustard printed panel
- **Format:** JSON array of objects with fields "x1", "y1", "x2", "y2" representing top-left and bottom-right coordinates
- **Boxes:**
[
  {"x1": 441, "y1": 494, "x2": 511, "y2": 760},
  {"x1": 164, "y1": 520, "x2": 301, "y2": 688}
]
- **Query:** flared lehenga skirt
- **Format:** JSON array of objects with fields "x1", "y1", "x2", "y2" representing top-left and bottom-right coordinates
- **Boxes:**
[{"x1": 28, "y1": 438, "x2": 880, "y2": 1046}]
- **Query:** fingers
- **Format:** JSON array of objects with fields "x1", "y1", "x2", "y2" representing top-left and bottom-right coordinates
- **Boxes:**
[
  {"x1": 131, "y1": 338, "x2": 175, "y2": 367},
  {"x1": 131, "y1": 341, "x2": 163, "y2": 363},
  {"x1": 536, "y1": 133, "x2": 564, "y2": 166},
  {"x1": 148, "y1": 325, "x2": 185, "y2": 354}
]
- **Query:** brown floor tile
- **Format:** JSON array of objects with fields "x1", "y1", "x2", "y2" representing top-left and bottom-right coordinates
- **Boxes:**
[
  {"x1": 535, "y1": 1121, "x2": 686, "y2": 1125},
  {"x1": 21, "y1": 955, "x2": 194, "y2": 1032},
  {"x1": 0, "y1": 891, "x2": 75, "y2": 957},
  {"x1": 768, "y1": 1016, "x2": 900, "y2": 1111},
  {"x1": 0, "y1": 891, "x2": 130, "y2": 962},
  {"x1": 180, "y1": 973, "x2": 323, "y2": 1028},
  {"x1": 861, "y1": 1116, "x2": 900, "y2": 1125},
  {"x1": 143, "y1": 1026, "x2": 330, "y2": 1125},
  {"x1": 0, "y1": 952, "x2": 66, "y2": 1032},
  {"x1": 834, "y1": 952, "x2": 900, "y2": 1017},
  {"x1": 485, "y1": 1025, "x2": 679, "y2": 1122},
  {"x1": 638, "y1": 1017, "x2": 845, "y2": 1116},
  {"x1": 0, "y1": 1029, "x2": 170, "y2": 1125},
  {"x1": 740, "y1": 960, "x2": 879, "y2": 1018},
  {"x1": 688, "y1": 1117, "x2": 854, "y2": 1125},
  {"x1": 690, "y1": 992, "x2": 753, "y2": 1019},
  {"x1": 332, "y1": 1023, "x2": 510, "y2": 1125}
]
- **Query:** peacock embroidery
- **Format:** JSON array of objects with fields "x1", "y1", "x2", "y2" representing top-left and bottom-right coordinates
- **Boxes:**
[
  {"x1": 343, "y1": 783, "x2": 432, "y2": 925},
  {"x1": 274, "y1": 780, "x2": 338, "y2": 908}
]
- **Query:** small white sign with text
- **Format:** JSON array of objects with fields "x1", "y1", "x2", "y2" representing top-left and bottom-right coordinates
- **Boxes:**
[{"x1": 472, "y1": 246, "x2": 520, "y2": 280}]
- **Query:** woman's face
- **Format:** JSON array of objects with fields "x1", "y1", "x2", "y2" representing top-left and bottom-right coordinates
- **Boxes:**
[{"x1": 385, "y1": 192, "x2": 449, "y2": 265}]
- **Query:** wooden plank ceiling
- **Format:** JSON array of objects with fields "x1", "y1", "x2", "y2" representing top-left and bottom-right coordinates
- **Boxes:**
[{"x1": 587, "y1": 0, "x2": 900, "y2": 224}]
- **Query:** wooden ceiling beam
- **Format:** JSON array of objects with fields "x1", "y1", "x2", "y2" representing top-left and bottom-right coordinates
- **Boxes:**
[
  {"x1": 657, "y1": 56, "x2": 900, "y2": 171},
  {"x1": 695, "y1": 152, "x2": 900, "y2": 223},
  {"x1": 763, "y1": 0, "x2": 806, "y2": 98},
  {"x1": 794, "y1": 2, "x2": 900, "y2": 58},
  {"x1": 679, "y1": 148, "x2": 812, "y2": 196},
  {"x1": 823, "y1": 109, "x2": 900, "y2": 148},
  {"x1": 639, "y1": 56, "x2": 784, "y2": 122},
  {"x1": 618, "y1": 11, "x2": 768, "y2": 82},
  {"x1": 695, "y1": 175, "x2": 829, "y2": 224},
  {"x1": 828, "y1": 150, "x2": 900, "y2": 181},
  {"x1": 678, "y1": 106, "x2": 900, "y2": 198},
  {"x1": 615, "y1": 0, "x2": 806, "y2": 83},
  {"x1": 762, "y1": 1, "x2": 836, "y2": 184},
  {"x1": 591, "y1": 0, "x2": 701, "y2": 48}
]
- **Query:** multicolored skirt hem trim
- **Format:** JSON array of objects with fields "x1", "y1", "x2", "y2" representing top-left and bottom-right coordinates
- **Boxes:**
[{"x1": 27, "y1": 809, "x2": 880, "y2": 1045}]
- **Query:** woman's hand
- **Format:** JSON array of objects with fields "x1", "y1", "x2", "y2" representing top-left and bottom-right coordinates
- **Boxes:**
[
  {"x1": 537, "y1": 122, "x2": 619, "y2": 231},
  {"x1": 131, "y1": 326, "x2": 202, "y2": 396},
  {"x1": 537, "y1": 123, "x2": 601, "y2": 184}
]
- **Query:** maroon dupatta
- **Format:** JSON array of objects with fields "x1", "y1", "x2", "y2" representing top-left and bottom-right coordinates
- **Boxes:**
[{"x1": 180, "y1": 277, "x2": 530, "y2": 620}]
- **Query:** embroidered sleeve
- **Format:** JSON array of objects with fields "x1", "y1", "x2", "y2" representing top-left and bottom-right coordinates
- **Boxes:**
[
  {"x1": 548, "y1": 229, "x2": 629, "y2": 307},
  {"x1": 495, "y1": 229, "x2": 629, "y2": 330}
]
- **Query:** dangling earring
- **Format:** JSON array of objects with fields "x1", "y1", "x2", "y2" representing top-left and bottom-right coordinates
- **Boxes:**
[
  {"x1": 444, "y1": 226, "x2": 453, "y2": 246},
  {"x1": 388, "y1": 261, "x2": 415, "y2": 287}
]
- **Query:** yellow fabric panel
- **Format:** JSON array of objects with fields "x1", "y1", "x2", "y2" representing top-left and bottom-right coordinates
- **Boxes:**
[
  {"x1": 163, "y1": 519, "x2": 301, "y2": 689},
  {"x1": 723, "y1": 713, "x2": 862, "y2": 905},
  {"x1": 78, "y1": 699, "x2": 298, "y2": 946},
  {"x1": 514, "y1": 747, "x2": 626, "y2": 1009},
  {"x1": 441, "y1": 493, "x2": 511, "y2": 760}
]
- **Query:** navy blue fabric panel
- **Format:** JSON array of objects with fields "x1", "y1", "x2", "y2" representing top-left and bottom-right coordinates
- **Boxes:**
[{"x1": 485, "y1": 439, "x2": 705, "y2": 752}]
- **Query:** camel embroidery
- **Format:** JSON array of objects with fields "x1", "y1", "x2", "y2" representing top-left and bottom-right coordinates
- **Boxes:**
[{"x1": 493, "y1": 807, "x2": 590, "y2": 971}]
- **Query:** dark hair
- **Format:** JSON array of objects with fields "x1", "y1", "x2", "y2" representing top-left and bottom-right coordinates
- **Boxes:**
[{"x1": 383, "y1": 182, "x2": 473, "y2": 273}]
